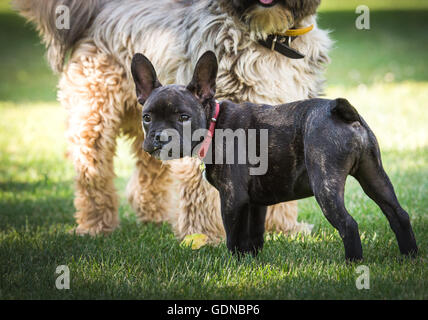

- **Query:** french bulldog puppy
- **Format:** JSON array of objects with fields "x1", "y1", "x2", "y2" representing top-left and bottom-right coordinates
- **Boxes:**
[{"x1": 131, "y1": 51, "x2": 418, "y2": 261}]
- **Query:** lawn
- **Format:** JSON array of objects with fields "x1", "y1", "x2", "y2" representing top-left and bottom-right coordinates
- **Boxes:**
[{"x1": 0, "y1": 0, "x2": 427, "y2": 299}]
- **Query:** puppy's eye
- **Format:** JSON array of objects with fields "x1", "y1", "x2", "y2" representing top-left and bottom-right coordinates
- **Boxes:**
[
  {"x1": 179, "y1": 114, "x2": 191, "y2": 122},
  {"x1": 142, "y1": 114, "x2": 151, "y2": 123}
]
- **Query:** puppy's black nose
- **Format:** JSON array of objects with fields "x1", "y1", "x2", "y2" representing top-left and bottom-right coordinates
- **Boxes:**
[{"x1": 153, "y1": 131, "x2": 170, "y2": 148}]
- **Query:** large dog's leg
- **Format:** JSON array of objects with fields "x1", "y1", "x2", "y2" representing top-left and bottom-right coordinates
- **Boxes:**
[
  {"x1": 126, "y1": 123, "x2": 177, "y2": 224},
  {"x1": 59, "y1": 43, "x2": 128, "y2": 235},
  {"x1": 168, "y1": 157, "x2": 225, "y2": 242},
  {"x1": 265, "y1": 201, "x2": 313, "y2": 235}
]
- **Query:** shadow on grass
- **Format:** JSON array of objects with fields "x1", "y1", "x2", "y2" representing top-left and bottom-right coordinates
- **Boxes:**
[
  {"x1": 0, "y1": 180, "x2": 75, "y2": 228},
  {"x1": 0, "y1": 177, "x2": 136, "y2": 230},
  {"x1": 0, "y1": 149, "x2": 426, "y2": 299},
  {"x1": 1, "y1": 150, "x2": 424, "y2": 295},
  {"x1": 0, "y1": 215, "x2": 425, "y2": 299}
]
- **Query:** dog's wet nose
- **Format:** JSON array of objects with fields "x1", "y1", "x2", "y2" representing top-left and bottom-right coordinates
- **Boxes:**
[
  {"x1": 154, "y1": 131, "x2": 168, "y2": 142},
  {"x1": 153, "y1": 131, "x2": 170, "y2": 148}
]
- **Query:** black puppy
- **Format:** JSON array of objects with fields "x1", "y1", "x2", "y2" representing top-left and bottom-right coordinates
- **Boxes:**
[{"x1": 131, "y1": 51, "x2": 418, "y2": 261}]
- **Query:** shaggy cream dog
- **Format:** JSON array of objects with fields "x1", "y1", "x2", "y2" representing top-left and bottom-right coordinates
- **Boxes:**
[{"x1": 13, "y1": 0, "x2": 331, "y2": 241}]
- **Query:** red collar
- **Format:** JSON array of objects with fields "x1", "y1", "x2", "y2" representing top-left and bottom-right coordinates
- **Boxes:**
[{"x1": 198, "y1": 101, "x2": 220, "y2": 159}]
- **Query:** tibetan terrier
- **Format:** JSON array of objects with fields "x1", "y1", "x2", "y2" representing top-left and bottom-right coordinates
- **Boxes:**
[{"x1": 14, "y1": 0, "x2": 331, "y2": 241}]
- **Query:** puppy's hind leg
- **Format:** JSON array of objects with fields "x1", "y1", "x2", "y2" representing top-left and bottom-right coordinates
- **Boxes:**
[
  {"x1": 308, "y1": 165, "x2": 363, "y2": 262},
  {"x1": 353, "y1": 147, "x2": 418, "y2": 257},
  {"x1": 126, "y1": 129, "x2": 176, "y2": 224}
]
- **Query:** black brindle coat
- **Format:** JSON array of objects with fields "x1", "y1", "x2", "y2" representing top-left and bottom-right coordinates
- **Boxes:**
[{"x1": 131, "y1": 51, "x2": 418, "y2": 261}]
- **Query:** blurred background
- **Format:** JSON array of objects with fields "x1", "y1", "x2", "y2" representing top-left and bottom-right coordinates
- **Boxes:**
[
  {"x1": 1, "y1": 0, "x2": 427, "y2": 230},
  {"x1": 0, "y1": 0, "x2": 427, "y2": 229}
]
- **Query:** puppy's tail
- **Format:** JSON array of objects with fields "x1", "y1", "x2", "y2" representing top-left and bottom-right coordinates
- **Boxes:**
[
  {"x1": 12, "y1": 0, "x2": 112, "y2": 73},
  {"x1": 331, "y1": 98, "x2": 361, "y2": 123}
]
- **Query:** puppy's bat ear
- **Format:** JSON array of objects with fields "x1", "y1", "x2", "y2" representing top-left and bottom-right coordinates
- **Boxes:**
[
  {"x1": 187, "y1": 51, "x2": 218, "y2": 103},
  {"x1": 131, "y1": 53, "x2": 162, "y2": 104}
]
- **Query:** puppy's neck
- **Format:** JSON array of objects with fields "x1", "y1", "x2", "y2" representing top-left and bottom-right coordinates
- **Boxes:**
[{"x1": 203, "y1": 99, "x2": 219, "y2": 128}]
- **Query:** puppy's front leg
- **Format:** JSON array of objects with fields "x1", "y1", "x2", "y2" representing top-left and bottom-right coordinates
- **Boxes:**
[
  {"x1": 248, "y1": 204, "x2": 267, "y2": 256},
  {"x1": 219, "y1": 192, "x2": 251, "y2": 256}
]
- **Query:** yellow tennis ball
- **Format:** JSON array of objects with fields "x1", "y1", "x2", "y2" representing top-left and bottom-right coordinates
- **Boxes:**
[{"x1": 180, "y1": 233, "x2": 208, "y2": 250}]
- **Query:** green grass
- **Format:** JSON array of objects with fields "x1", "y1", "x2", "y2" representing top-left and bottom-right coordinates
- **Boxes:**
[
  {"x1": 319, "y1": 0, "x2": 428, "y2": 11},
  {"x1": 319, "y1": 10, "x2": 428, "y2": 87},
  {"x1": 0, "y1": 0, "x2": 427, "y2": 299}
]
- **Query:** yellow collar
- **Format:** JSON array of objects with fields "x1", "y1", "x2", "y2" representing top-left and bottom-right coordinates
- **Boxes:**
[{"x1": 283, "y1": 24, "x2": 314, "y2": 37}]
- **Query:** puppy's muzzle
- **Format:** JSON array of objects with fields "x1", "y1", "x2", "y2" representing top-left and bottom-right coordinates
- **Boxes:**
[{"x1": 150, "y1": 131, "x2": 172, "y2": 152}]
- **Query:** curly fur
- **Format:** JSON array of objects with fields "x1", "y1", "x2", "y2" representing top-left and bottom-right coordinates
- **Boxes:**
[{"x1": 13, "y1": 0, "x2": 331, "y2": 240}]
